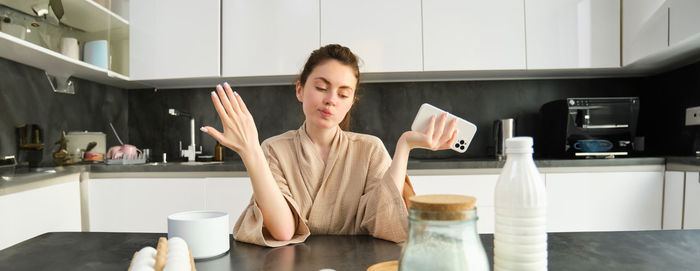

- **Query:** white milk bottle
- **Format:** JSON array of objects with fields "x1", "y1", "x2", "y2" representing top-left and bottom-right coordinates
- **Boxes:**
[{"x1": 494, "y1": 137, "x2": 547, "y2": 271}]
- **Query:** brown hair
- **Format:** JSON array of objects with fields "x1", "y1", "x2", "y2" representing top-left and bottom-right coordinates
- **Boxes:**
[{"x1": 298, "y1": 44, "x2": 361, "y2": 131}]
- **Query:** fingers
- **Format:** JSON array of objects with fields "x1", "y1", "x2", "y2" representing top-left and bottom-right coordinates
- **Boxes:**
[
  {"x1": 200, "y1": 126, "x2": 226, "y2": 146},
  {"x1": 433, "y1": 113, "x2": 448, "y2": 143},
  {"x1": 216, "y1": 84, "x2": 236, "y2": 118},
  {"x1": 223, "y1": 82, "x2": 242, "y2": 115},
  {"x1": 233, "y1": 90, "x2": 250, "y2": 116},
  {"x1": 425, "y1": 116, "x2": 436, "y2": 136},
  {"x1": 444, "y1": 129, "x2": 458, "y2": 149},
  {"x1": 211, "y1": 90, "x2": 231, "y2": 124},
  {"x1": 440, "y1": 119, "x2": 457, "y2": 145}
]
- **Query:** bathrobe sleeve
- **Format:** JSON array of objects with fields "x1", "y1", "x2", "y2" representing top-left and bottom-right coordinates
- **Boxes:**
[
  {"x1": 355, "y1": 137, "x2": 410, "y2": 243},
  {"x1": 232, "y1": 142, "x2": 311, "y2": 247}
]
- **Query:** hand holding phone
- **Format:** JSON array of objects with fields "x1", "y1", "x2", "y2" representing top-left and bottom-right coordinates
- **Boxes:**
[{"x1": 411, "y1": 103, "x2": 477, "y2": 153}]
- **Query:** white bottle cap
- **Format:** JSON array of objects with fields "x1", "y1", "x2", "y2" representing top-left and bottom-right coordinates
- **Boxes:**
[{"x1": 505, "y1": 137, "x2": 533, "y2": 153}]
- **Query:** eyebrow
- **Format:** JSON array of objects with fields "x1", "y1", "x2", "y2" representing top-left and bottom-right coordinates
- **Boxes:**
[{"x1": 313, "y1": 77, "x2": 354, "y2": 90}]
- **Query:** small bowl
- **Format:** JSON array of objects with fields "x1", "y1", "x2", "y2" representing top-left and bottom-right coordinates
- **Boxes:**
[{"x1": 168, "y1": 211, "x2": 230, "y2": 260}]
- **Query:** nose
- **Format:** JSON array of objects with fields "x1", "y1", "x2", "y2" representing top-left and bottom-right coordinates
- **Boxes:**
[{"x1": 323, "y1": 89, "x2": 337, "y2": 105}]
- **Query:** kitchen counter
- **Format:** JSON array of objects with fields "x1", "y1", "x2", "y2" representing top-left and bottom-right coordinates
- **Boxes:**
[
  {"x1": 1, "y1": 230, "x2": 698, "y2": 270},
  {"x1": 0, "y1": 157, "x2": 668, "y2": 193},
  {"x1": 665, "y1": 156, "x2": 700, "y2": 171}
]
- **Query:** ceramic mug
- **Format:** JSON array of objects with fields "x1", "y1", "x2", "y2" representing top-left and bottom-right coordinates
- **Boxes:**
[
  {"x1": 60, "y1": 37, "x2": 80, "y2": 60},
  {"x1": 573, "y1": 139, "x2": 613, "y2": 152},
  {"x1": 83, "y1": 40, "x2": 108, "y2": 69}
]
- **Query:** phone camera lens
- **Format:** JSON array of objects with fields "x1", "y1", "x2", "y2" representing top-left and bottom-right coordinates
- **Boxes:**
[
  {"x1": 460, "y1": 145, "x2": 465, "y2": 150},
  {"x1": 454, "y1": 143, "x2": 460, "y2": 148},
  {"x1": 460, "y1": 140, "x2": 465, "y2": 144}
]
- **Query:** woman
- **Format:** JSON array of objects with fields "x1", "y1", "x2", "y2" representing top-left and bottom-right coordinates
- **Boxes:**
[{"x1": 201, "y1": 44, "x2": 457, "y2": 247}]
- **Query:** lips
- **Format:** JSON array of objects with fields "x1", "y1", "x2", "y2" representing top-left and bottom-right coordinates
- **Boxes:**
[{"x1": 319, "y1": 109, "x2": 332, "y2": 118}]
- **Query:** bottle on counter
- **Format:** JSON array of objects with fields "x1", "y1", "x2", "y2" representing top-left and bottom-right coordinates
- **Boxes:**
[
  {"x1": 494, "y1": 137, "x2": 547, "y2": 271},
  {"x1": 399, "y1": 194, "x2": 489, "y2": 271},
  {"x1": 214, "y1": 142, "x2": 224, "y2": 161}
]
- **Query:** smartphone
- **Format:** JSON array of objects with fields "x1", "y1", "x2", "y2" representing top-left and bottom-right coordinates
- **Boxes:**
[{"x1": 411, "y1": 103, "x2": 477, "y2": 153}]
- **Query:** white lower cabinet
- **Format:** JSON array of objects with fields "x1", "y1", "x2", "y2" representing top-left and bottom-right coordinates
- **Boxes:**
[
  {"x1": 663, "y1": 171, "x2": 685, "y2": 229},
  {"x1": 683, "y1": 172, "x2": 700, "y2": 229},
  {"x1": 546, "y1": 171, "x2": 663, "y2": 232},
  {"x1": 87, "y1": 177, "x2": 253, "y2": 233},
  {"x1": 204, "y1": 177, "x2": 254, "y2": 231},
  {"x1": 0, "y1": 174, "x2": 81, "y2": 250},
  {"x1": 409, "y1": 174, "x2": 500, "y2": 233}
]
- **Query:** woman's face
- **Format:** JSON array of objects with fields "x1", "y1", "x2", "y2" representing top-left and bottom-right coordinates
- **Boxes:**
[{"x1": 296, "y1": 59, "x2": 357, "y2": 130}]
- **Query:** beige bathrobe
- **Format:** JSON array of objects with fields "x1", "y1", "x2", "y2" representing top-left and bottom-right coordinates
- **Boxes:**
[{"x1": 233, "y1": 124, "x2": 412, "y2": 247}]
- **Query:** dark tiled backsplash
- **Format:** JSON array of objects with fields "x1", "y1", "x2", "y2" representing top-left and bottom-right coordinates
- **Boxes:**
[
  {"x1": 3, "y1": 55, "x2": 700, "y2": 165},
  {"x1": 0, "y1": 57, "x2": 128, "y2": 166}
]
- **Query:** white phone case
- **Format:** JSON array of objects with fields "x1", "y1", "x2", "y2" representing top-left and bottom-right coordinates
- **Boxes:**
[{"x1": 410, "y1": 103, "x2": 477, "y2": 153}]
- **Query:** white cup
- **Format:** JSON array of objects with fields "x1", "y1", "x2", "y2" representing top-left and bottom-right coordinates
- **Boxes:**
[
  {"x1": 168, "y1": 211, "x2": 230, "y2": 260},
  {"x1": 59, "y1": 37, "x2": 80, "y2": 60}
]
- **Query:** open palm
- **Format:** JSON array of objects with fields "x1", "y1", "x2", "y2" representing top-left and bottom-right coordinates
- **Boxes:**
[{"x1": 201, "y1": 83, "x2": 260, "y2": 155}]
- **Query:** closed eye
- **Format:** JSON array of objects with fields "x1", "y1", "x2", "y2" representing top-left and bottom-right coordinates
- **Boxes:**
[{"x1": 316, "y1": 87, "x2": 327, "y2": 91}]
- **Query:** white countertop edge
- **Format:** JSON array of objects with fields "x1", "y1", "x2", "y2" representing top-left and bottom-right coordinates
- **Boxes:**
[
  {"x1": 0, "y1": 172, "x2": 81, "y2": 196},
  {"x1": 87, "y1": 171, "x2": 249, "y2": 179}
]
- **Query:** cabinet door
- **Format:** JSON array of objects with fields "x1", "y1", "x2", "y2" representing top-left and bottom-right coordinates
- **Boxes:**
[
  {"x1": 222, "y1": 0, "x2": 319, "y2": 77},
  {"x1": 0, "y1": 175, "x2": 81, "y2": 250},
  {"x1": 130, "y1": 0, "x2": 220, "y2": 80},
  {"x1": 622, "y1": 0, "x2": 669, "y2": 66},
  {"x1": 204, "y1": 177, "x2": 254, "y2": 230},
  {"x1": 547, "y1": 171, "x2": 663, "y2": 232},
  {"x1": 669, "y1": 0, "x2": 700, "y2": 46},
  {"x1": 423, "y1": 0, "x2": 525, "y2": 71},
  {"x1": 409, "y1": 174, "x2": 499, "y2": 233},
  {"x1": 684, "y1": 172, "x2": 700, "y2": 229},
  {"x1": 87, "y1": 178, "x2": 206, "y2": 232},
  {"x1": 663, "y1": 171, "x2": 685, "y2": 230},
  {"x1": 526, "y1": 0, "x2": 620, "y2": 69},
  {"x1": 320, "y1": 0, "x2": 422, "y2": 73}
]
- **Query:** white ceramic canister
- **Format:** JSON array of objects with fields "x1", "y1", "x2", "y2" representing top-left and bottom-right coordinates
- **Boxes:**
[
  {"x1": 168, "y1": 211, "x2": 229, "y2": 259},
  {"x1": 59, "y1": 37, "x2": 80, "y2": 60}
]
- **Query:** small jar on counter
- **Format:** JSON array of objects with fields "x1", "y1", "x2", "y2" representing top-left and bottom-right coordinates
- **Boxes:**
[{"x1": 399, "y1": 194, "x2": 488, "y2": 271}]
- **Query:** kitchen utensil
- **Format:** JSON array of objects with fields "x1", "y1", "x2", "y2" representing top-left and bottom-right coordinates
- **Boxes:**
[
  {"x1": 59, "y1": 37, "x2": 79, "y2": 60},
  {"x1": 109, "y1": 122, "x2": 124, "y2": 145},
  {"x1": 83, "y1": 40, "x2": 108, "y2": 69},
  {"x1": 573, "y1": 139, "x2": 614, "y2": 152},
  {"x1": 168, "y1": 211, "x2": 229, "y2": 260},
  {"x1": 493, "y1": 118, "x2": 514, "y2": 160},
  {"x1": 16, "y1": 124, "x2": 44, "y2": 167},
  {"x1": 66, "y1": 131, "x2": 105, "y2": 163}
]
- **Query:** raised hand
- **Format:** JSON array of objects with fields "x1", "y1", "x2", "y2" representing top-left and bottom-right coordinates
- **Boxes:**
[
  {"x1": 402, "y1": 113, "x2": 457, "y2": 151},
  {"x1": 201, "y1": 82, "x2": 260, "y2": 156}
]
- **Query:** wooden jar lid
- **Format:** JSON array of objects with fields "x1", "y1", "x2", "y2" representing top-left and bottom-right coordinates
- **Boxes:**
[
  {"x1": 409, "y1": 194, "x2": 476, "y2": 220},
  {"x1": 367, "y1": 260, "x2": 398, "y2": 271}
]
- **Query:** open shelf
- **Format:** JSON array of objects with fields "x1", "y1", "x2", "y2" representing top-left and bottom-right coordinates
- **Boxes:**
[
  {"x1": 1, "y1": 0, "x2": 128, "y2": 41},
  {"x1": 0, "y1": 31, "x2": 143, "y2": 89}
]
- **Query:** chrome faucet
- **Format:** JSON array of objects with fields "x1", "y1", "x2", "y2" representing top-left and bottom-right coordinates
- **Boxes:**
[{"x1": 168, "y1": 108, "x2": 201, "y2": 162}]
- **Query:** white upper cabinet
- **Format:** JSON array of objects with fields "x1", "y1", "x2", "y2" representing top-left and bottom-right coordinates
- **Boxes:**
[
  {"x1": 684, "y1": 172, "x2": 700, "y2": 229},
  {"x1": 422, "y1": 0, "x2": 526, "y2": 71},
  {"x1": 669, "y1": 0, "x2": 700, "y2": 46},
  {"x1": 526, "y1": 0, "x2": 620, "y2": 69},
  {"x1": 130, "y1": 0, "x2": 220, "y2": 80},
  {"x1": 320, "y1": 0, "x2": 423, "y2": 73},
  {"x1": 222, "y1": 0, "x2": 320, "y2": 77},
  {"x1": 622, "y1": 0, "x2": 669, "y2": 66}
]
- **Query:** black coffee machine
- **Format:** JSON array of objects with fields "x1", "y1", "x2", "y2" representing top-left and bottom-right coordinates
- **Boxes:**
[
  {"x1": 16, "y1": 124, "x2": 44, "y2": 167},
  {"x1": 539, "y1": 97, "x2": 640, "y2": 158}
]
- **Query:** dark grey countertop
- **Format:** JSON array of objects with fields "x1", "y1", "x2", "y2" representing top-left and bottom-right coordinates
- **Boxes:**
[
  {"x1": 665, "y1": 156, "x2": 700, "y2": 171},
  {"x1": 89, "y1": 156, "x2": 667, "y2": 173},
  {"x1": 1, "y1": 231, "x2": 699, "y2": 271},
  {"x1": 0, "y1": 156, "x2": 676, "y2": 190}
]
